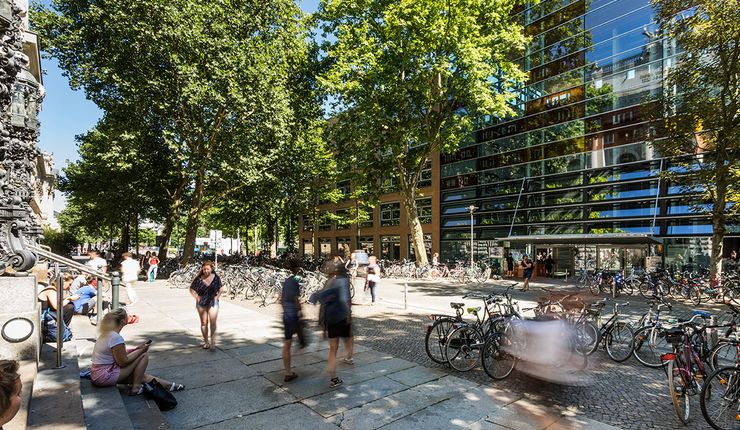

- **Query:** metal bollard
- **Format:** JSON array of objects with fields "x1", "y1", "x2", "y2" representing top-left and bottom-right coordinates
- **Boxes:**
[
  {"x1": 96, "y1": 276, "x2": 103, "y2": 325},
  {"x1": 54, "y1": 263, "x2": 66, "y2": 369},
  {"x1": 404, "y1": 283, "x2": 408, "y2": 310},
  {"x1": 111, "y1": 271, "x2": 121, "y2": 310}
]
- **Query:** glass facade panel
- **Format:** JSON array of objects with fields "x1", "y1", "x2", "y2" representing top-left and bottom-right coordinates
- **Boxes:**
[
  {"x1": 380, "y1": 202, "x2": 401, "y2": 226},
  {"x1": 417, "y1": 198, "x2": 433, "y2": 224}
]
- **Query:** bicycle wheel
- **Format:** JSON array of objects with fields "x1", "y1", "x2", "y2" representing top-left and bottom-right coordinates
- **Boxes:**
[
  {"x1": 724, "y1": 288, "x2": 740, "y2": 306},
  {"x1": 589, "y1": 281, "x2": 600, "y2": 295},
  {"x1": 638, "y1": 281, "x2": 653, "y2": 298},
  {"x1": 425, "y1": 318, "x2": 456, "y2": 364},
  {"x1": 481, "y1": 333, "x2": 516, "y2": 380},
  {"x1": 701, "y1": 366, "x2": 740, "y2": 430},
  {"x1": 605, "y1": 322, "x2": 635, "y2": 363},
  {"x1": 710, "y1": 341, "x2": 739, "y2": 371},
  {"x1": 690, "y1": 286, "x2": 702, "y2": 306},
  {"x1": 575, "y1": 321, "x2": 599, "y2": 356},
  {"x1": 633, "y1": 326, "x2": 671, "y2": 368},
  {"x1": 667, "y1": 359, "x2": 691, "y2": 424},
  {"x1": 622, "y1": 280, "x2": 635, "y2": 296},
  {"x1": 444, "y1": 325, "x2": 482, "y2": 372}
]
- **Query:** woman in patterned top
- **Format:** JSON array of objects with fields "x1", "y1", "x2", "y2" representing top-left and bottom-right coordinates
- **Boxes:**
[{"x1": 189, "y1": 262, "x2": 224, "y2": 350}]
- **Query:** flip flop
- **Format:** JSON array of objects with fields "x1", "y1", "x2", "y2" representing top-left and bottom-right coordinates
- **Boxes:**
[
  {"x1": 170, "y1": 383, "x2": 185, "y2": 392},
  {"x1": 202, "y1": 342, "x2": 210, "y2": 349},
  {"x1": 129, "y1": 386, "x2": 144, "y2": 396}
]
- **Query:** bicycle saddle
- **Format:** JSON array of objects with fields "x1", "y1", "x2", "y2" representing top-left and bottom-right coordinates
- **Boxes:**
[
  {"x1": 467, "y1": 307, "x2": 481, "y2": 314},
  {"x1": 450, "y1": 302, "x2": 465, "y2": 309},
  {"x1": 692, "y1": 310, "x2": 711, "y2": 319}
]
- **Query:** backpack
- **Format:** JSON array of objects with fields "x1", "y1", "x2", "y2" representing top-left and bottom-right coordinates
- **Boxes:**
[{"x1": 41, "y1": 309, "x2": 73, "y2": 343}]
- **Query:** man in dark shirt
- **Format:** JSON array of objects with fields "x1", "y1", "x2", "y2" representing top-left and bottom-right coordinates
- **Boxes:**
[{"x1": 281, "y1": 259, "x2": 304, "y2": 382}]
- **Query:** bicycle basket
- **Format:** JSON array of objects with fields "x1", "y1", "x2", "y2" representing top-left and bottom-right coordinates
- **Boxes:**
[{"x1": 662, "y1": 328, "x2": 685, "y2": 345}]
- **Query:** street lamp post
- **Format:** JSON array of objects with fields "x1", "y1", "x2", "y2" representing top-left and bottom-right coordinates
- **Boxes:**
[{"x1": 468, "y1": 205, "x2": 478, "y2": 267}]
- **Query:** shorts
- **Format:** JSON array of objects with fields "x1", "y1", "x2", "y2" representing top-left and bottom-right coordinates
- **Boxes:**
[
  {"x1": 284, "y1": 317, "x2": 301, "y2": 340},
  {"x1": 196, "y1": 300, "x2": 219, "y2": 311},
  {"x1": 327, "y1": 319, "x2": 352, "y2": 339},
  {"x1": 524, "y1": 270, "x2": 533, "y2": 279},
  {"x1": 91, "y1": 363, "x2": 121, "y2": 387}
]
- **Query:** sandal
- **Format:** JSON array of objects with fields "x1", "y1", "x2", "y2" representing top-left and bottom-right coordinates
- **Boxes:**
[
  {"x1": 329, "y1": 377, "x2": 343, "y2": 388},
  {"x1": 170, "y1": 383, "x2": 185, "y2": 392},
  {"x1": 340, "y1": 357, "x2": 354, "y2": 365},
  {"x1": 129, "y1": 386, "x2": 144, "y2": 396},
  {"x1": 283, "y1": 373, "x2": 298, "y2": 382},
  {"x1": 202, "y1": 342, "x2": 210, "y2": 349}
]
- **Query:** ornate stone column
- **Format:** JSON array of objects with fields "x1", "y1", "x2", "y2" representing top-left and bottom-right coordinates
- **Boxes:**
[{"x1": 0, "y1": 0, "x2": 43, "y2": 274}]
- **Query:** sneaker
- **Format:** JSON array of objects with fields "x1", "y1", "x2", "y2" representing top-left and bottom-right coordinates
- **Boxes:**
[{"x1": 329, "y1": 377, "x2": 343, "y2": 388}]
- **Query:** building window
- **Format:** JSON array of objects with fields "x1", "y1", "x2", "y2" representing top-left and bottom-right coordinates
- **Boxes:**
[
  {"x1": 408, "y1": 234, "x2": 432, "y2": 260},
  {"x1": 380, "y1": 202, "x2": 401, "y2": 226},
  {"x1": 336, "y1": 180, "x2": 351, "y2": 199},
  {"x1": 303, "y1": 239, "x2": 314, "y2": 256},
  {"x1": 319, "y1": 238, "x2": 332, "y2": 257},
  {"x1": 337, "y1": 237, "x2": 352, "y2": 257},
  {"x1": 418, "y1": 161, "x2": 432, "y2": 187},
  {"x1": 359, "y1": 205, "x2": 374, "y2": 228},
  {"x1": 381, "y1": 176, "x2": 399, "y2": 194},
  {"x1": 336, "y1": 208, "x2": 351, "y2": 230},
  {"x1": 318, "y1": 212, "x2": 332, "y2": 231},
  {"x1": 358, "y1": 236, "x2": 375, "y2": 255},
  {"x1": 302, "y1": 215, "x2": 314, "y2": 232},
  {"x1": 381, "y1": 235, "x2": 401, "y2": 260},
  {"x1": 416, "y1": 198, "x2": 432, "y2": 224}
]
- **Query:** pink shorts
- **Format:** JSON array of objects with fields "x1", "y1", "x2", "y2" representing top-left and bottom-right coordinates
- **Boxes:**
[{"x1": 91, "y1": 363, "x2": 121, "y2": 387}]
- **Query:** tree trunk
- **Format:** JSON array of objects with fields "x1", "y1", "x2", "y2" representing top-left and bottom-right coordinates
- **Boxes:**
[
  {"x1": 134, "y1": 212, "x2": 140, "y2": 255},
  {"x1": 181, "y1": 166, "x2": 206, "y2": 264},
  {"x1": 158, "y1": 177, "x2": 188, "y2": 261},
  {"x1": 402, "y1": 189, "x2": 428, "y2": 266},
  {"x1": 710, "y1": 172, "x2": 729, "y2": 280},
  {"x1": 120, "y1": 215, "x2": 131, "y2": 255}
]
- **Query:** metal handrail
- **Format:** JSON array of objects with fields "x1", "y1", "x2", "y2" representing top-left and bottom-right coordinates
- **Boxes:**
[{"x1": 27, "y1": 244, "x2": 112, "y2": 281}]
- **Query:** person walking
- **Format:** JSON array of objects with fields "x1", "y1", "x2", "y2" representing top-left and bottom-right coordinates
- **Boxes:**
[
  {"x1": 366, "y1": 255, "x2": 380, "y2": 305},
  {"x1": 545, "y1": 253, "x2": 554, "y2": 277},
  {"x1": 141, "y1": 251, "x2": 151, "y2": 278},
  {"x1": 505, "y1": 252, "x2": 514, "y2": 277},
  {"x1": 521, "y1": 255, "x2": 534, "y2": 292},
  {"x1": 189, "y1": 262, "x2": 224, "y2": 350},
  {"x1": 120, "y1": 253, "x2": 141, "y2": 305},
  {"x1": 310, "y1": 263, "x2": 352, "y2": 388},
  {"x1": 90, "y1": 308, "x2": 183, "y2": 394},
  {"x1": 147, "y1": 253, "x2": 160, "y2": 282},
  {"x1": 281, "y1": 259, "x2": 306, "y2": 382}
]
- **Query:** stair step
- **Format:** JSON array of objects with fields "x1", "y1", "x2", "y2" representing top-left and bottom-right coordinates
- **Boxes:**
[
  {"x1": 75, "y1": 337, "x2": 170, "y2": 430},
  {"x1": 27, "y1": 343, "x2": 84, "y2": 430}
]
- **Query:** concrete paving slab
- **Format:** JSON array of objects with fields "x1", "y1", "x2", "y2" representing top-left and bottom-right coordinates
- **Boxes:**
[
  {"x1": 147, "y1": 345, "x2": 232, "y2": 371},
  {"x1": 385, "y1": 365, "x2": 447, "y2": 387},
  {"x1": 547, "y1": 416, "x2": 624, "y2": 430},
  {"x1": 249, "y1": 351, "x2": 326, "y2": 375},
  {"x1": 302, "y1": 376, "x2": 408, "y2": 418},
  {"x1": 336, "y1": 384, "x2": 449, "y2": 430},
  {"x1": 151, "y1": 356, "x2": 257, "y2": 389},
  {"x1": 199, "y1": 403, "x2": 337, "y2": 430},
  {"x1": 484, "y1": 399, "x2": 559, "y2": 430},
  {"x1": 264, "y1": 365, "x2": 333, "y2": 399},
  {"x1": 232, "y1": 345, "x2": 284, "y2": 365},
  {"x1": 379, "y1": 384, "x2": 504, "y2": 430},
  {"x1": 340, "y1": 358, "x2": 417, "y2": 385},
  {"x1": 162, "y1": 376, "x2": 297, "y2": 429}
]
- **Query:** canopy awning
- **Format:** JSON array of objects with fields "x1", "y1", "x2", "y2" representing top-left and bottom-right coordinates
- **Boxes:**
[{"x1": 497, "y1": 233, "x2": 662, "y2": 245}]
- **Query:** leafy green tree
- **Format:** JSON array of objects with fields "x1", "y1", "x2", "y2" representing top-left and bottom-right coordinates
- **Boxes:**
[
  {"x1": 34, "y1": 0, "x2": 308, "y2": 263},
  {"x1": 650, "y1": 0, "x2": 740, "y2": 279},
  {"x1": 318, "y1": 0, "x2": 528, "y2": 264}
]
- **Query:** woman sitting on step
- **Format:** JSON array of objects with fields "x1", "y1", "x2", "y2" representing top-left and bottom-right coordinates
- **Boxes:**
[{"x1": 90, "y1": 308, "x2": 185, "y2": 395}]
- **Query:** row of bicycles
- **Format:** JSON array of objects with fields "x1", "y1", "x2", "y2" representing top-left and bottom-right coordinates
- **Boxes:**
[
  {"x1": 579, "y1": 267, "x2": 740, "y2": 307},
  {"x1": 423, "y1": 285, "x2": 740, "y2": 429},
  {"x1": 380, "y1": 259, "x2": 493, "y2": 284},
  {"x1": 166, "y1": 262, "x2": 336, "y2": 307}
]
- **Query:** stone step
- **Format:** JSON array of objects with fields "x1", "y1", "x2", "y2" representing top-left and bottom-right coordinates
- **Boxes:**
[
  {"x1": 75, "y1": 337, "x2": 170, "y2": 430},
  {"x1": 27, "y1": 342, "x2": 84, "y2": 430}
]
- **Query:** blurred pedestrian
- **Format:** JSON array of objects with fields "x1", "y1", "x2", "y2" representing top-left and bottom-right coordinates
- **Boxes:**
[
  {"x1": 281, "y1": 259, "x2": 305, "y2": 382},
  {"x1": 545, "y1": 253, "x2": 554, "y2": 276},
  {"x1": 140, "y1": 251, "x2": 151, "y2": 278},
  {"x1": 0, "y1": 360, "x2": 21, "y2": 428},
  {"x1": 147, "y1": 253, "x2": 160, "y2": 282},
  {"x1": 189, "y1": 262, "x2": 223, "y2": 349},
  {"x1": 309, "y1": 263, "x2": 352, "y2": 388},
  {"x1": 120, "y1": 253, "x2": 141, "y2": 305},
  {"x1": 521, "y1": 255, "x2": 533, "y2": 292},
  {"x1": 366, "y1": 256, "x2": 380, "y2": 305}
]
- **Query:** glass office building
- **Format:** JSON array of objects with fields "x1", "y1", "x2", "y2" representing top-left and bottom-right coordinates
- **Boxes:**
[{"x1": 439, "y1": 0, "x2": 722, "y2": 273}]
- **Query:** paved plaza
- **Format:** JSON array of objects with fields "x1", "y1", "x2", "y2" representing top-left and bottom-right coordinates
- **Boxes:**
[{"x1": 57, "y1": 279, "x2": 635, "y2": 430}]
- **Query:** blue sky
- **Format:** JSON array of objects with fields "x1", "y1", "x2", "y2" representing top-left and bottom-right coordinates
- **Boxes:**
[{"x1": 39, "y1": 0, "x2": 320, "y2": 210}]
